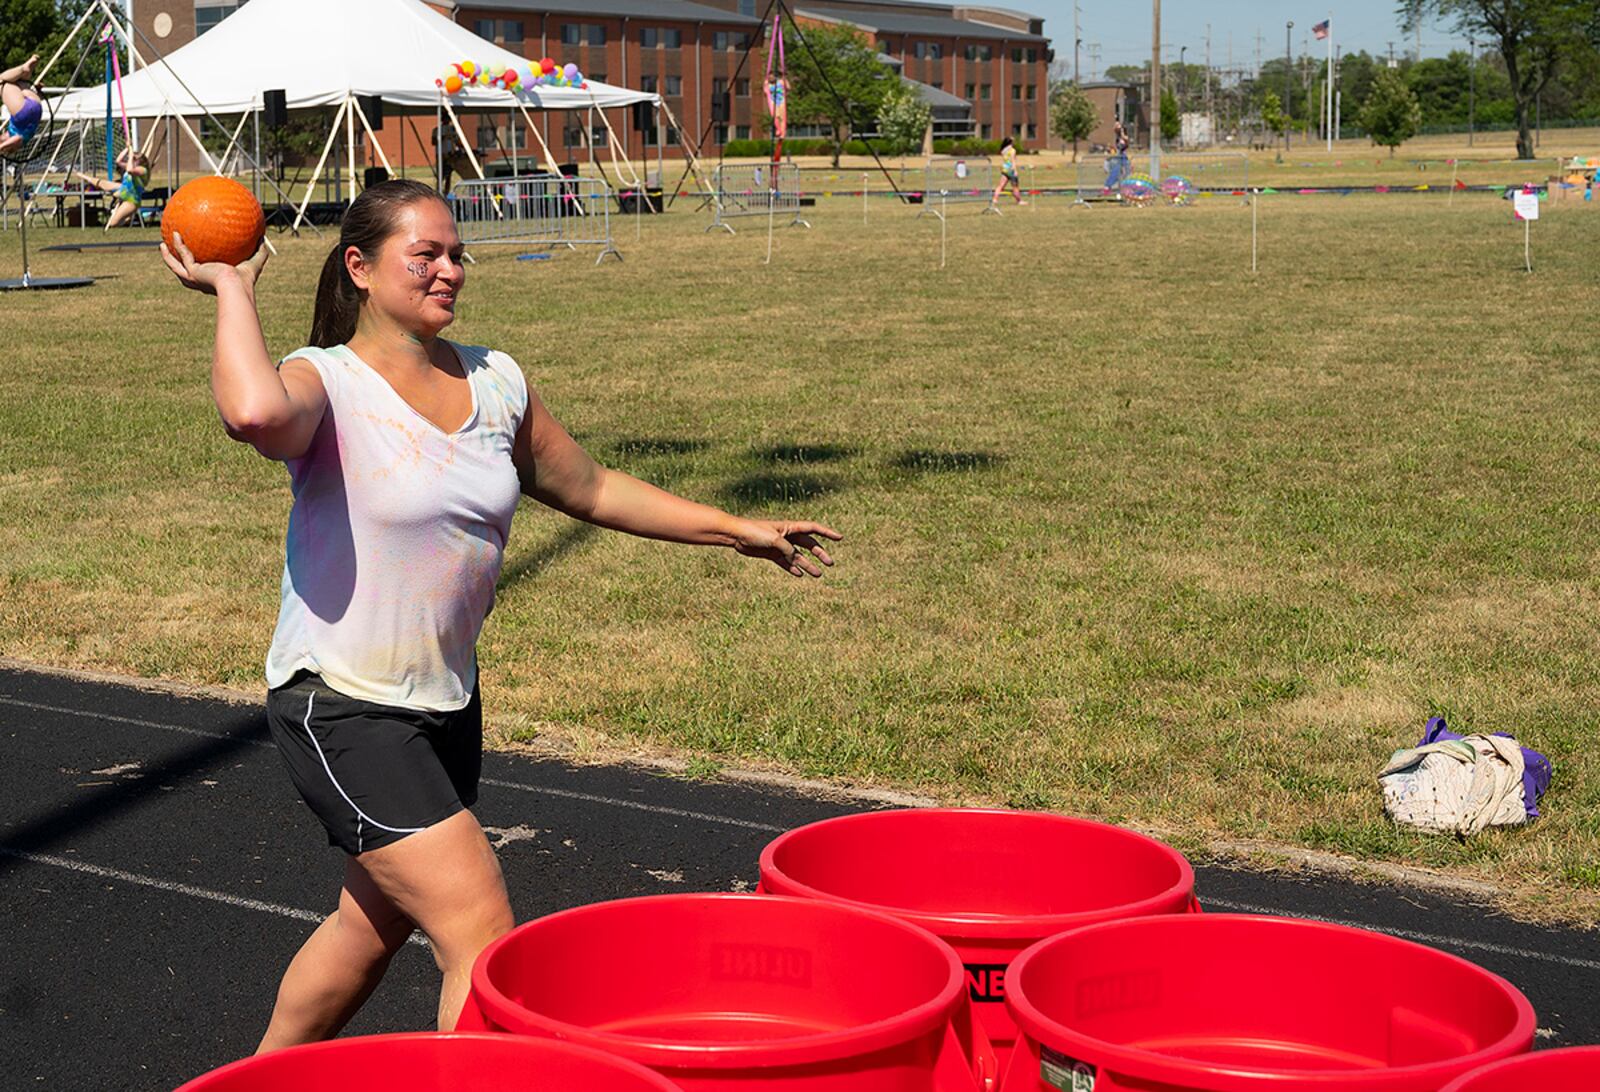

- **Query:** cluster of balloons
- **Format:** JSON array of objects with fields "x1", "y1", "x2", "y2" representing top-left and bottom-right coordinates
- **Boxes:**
[{"x1": 436, "y1": 58, "x2": 588, "y2": 95}]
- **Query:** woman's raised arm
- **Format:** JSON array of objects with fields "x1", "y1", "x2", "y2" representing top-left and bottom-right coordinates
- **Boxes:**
[{"x1": 162, "y1": 235, "x2": 327, "y2": 460}]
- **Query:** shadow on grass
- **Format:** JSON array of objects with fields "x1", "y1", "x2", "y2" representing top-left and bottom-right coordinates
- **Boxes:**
[
  {"x1": 753, "y1": 443, "x2": 858, "y2": 465},
  {"x1": 498, "y1": 520, "x2": 600, "y2": 588},
  {"x1": 608, "y1": 437, "x2": 713, "y2": 458},
  {"x1": 890, "y1": 449, "x2": 1006, "y2": 474},
  {"x1": 721, "y1": 472, "x2": 841, "y2": 508}
]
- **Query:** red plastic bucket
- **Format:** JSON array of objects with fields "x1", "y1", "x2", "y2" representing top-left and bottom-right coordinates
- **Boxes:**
[
  {"x1": 1003, "y1": 914, "x2": 1535, "y2": 1092},
  {"x1": 1439, "y1": 1046, "x2": 1600, "y2": 1092},
  {"x1": 173, "y1": 1032, "x2": 683, "y2": 1091},
  {"x1": 757, "y1": 809, "x2": 1197, "y2": 1070},
  {"x1": 459, "y1": 893, "x2": 995, "y2": 1091}
]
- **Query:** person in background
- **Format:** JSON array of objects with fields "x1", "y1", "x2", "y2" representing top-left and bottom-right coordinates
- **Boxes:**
[{"x1": 991, "y1": 136, "x2": 1026, "y2": 208}]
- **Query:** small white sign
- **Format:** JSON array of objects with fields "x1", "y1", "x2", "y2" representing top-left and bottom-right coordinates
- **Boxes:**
[
  {"x1": 1514, "y1": 191, "x2": 1540, "y2": 221},
  {"x1": 954, "y1": 160, "x2": 969, "y2": 180}
]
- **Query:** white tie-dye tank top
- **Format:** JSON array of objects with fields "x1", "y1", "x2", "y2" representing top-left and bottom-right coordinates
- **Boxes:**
[{"x1": 265, "y1": 342, "x2": 528, "y2": 711}]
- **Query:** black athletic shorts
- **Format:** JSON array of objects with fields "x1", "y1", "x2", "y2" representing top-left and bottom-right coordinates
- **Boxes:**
[{"x1": 265, "y1": 671, "x2": 482, "y2": 856}]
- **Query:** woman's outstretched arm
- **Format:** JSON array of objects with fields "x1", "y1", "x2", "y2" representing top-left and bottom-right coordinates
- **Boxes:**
[{"x1": 513, "y1": 388, "x2": 839, "y2": 578}]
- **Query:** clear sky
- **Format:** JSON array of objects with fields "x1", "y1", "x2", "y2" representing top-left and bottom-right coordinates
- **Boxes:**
[{"x1": 1028, "y1": 1, "x2": 1474, "y2": 80}]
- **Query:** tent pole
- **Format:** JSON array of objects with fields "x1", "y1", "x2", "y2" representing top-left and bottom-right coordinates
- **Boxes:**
[
  {"x1": 352, "y1": 100, "x2": 395, "y2": 174},
  {"x1": 294, "y1": 98, "x2": 349, "y2": 234},
  {"x1": 510, "y1": 108, "x2": 518, "y2": 176},
  {"x1": 515, "y1": 99, "x2": 563, "y2": 176},
  {"x1": 656, "y1": 104, "x2": 664, "y2": 207},
  {"x1": 219, "y1": 111, "x2": 250, "y2": 173},
  {"x1": 440, "y1": 96, "x2": 485, "y2": 180},
  {"x1": 346, "y1": 95, "x2": 358, "y2": 200},
  {"x1": 253, "y1": 105, "x2": 261, "y2": 204},
  {"x1": 437, "y1": 93, "x2": 445, "y2": 192}
]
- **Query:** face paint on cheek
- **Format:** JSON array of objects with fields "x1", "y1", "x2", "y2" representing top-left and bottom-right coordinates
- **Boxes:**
[{"x1": 406, "y1": 260, "x2": 431, "y2": 279}]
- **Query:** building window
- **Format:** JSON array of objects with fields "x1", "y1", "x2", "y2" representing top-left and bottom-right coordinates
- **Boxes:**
[
  {"x1": 980, "y1": 84, "x2": 991, "y2": 100},
  {"x1": 738, "y1": 0, "x2": 755, "y2": 14},
  {"x1": 1026, "y1": 84, "x2": 1037, "y2": 100},
  {"x1": 914, "y1": 41, "x2": 943, "y2": 60},
  {"x1": 475, "y1": 19, "x2": 523, "y2": 46},
  {"x1": 195, "y1": 1, "x2": 245, "y2": 35},
  {"x1": 640, "y1": 27, "x2": 682, "y2": 48},
  {"x1": 736, "y1": 124, "x2": 750, "y2": 139},
  {"x1": 563, "y1": 125, "x2": 609, "y2": 148},
  {"x1": 713, "y1": 31, "x2": 751, "y2": 51},
  {"x1": 665, "y1": 75, "x2": 682, "y2": 96},
  {"x1": 477, "y1": 121, "x2": 528, "y2": 152},
  {"x1": 640, "y1": 75, "x2": 657, "y2": 93},
  {"x1": 562, "y1": 23, "x2": 605, "y2": 46},
  {"x1": 737, "y1": 78, "x2": 750, "y2": 96},
  {"x1": 1012, "y1": 84, "x2": 1022, "y2": 100},
  {"x1": 932, "y1": 80, "x2": 943, "y2": 90},
  {"x1": 1026, "y1": 123, "x2": 1037, "y2": 139},
  {"x1": 715, "y1": 125, "x2": 728, "y2": 144},
  {"x1": 980, "y1": 123, "x2": 992, "y2": 139},
  {"x1": 964, "y1": 82, "x2": 975, "y2": 99},
  {"x1": 963, "y1": 44, "x2": 993, "y2": 62}
]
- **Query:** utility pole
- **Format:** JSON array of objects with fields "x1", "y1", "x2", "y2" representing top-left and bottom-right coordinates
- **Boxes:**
[
  {"x1": 1205, "y1": 26, "x2": 1212, "y2": 123},
  {"x1": 1284, "y1": 20, "x2": 1293, "y2": 151},
  {"x1": 1151, "y1": 0, "x2": 1161, "y2": 178},
  {"x1": 1387, "y1": 41, "x2": 1396, "y2": 68},
  {"x1": 1467, "y1": 37, "x2": 1475, "y2": 146},
  {"x1": 1074, "y1": 2, "x2": 1081, "y2": 85}
]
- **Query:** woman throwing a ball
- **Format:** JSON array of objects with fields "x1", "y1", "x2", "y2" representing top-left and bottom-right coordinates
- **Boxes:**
[{"x1": 160, "y1": 179, "x2": 840, "y2": 1049}]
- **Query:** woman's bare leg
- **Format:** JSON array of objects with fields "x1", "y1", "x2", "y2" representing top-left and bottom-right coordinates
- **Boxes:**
[
  {"x1": 255, "y1": 857, "x2": 415, "y2": 1054},
  {"x1": 106, "y1": 201, "x2": 139, "y2": 229},
  {"x1": 356, "y1": 810, "x2": 514, "y2": 1030}
]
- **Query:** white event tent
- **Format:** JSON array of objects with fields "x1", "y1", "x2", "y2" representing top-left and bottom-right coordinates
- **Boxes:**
[{"x1": 44, "y1": 0, "x2": 665, "y2": 229}]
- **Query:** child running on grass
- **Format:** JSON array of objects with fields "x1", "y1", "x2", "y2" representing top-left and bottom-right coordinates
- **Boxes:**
[
  {"x1": 991, "y1": 136, "x2": 1026, "y2": 207},
  {"x1": 74, "y1": 149, "x2": 150, "y2": 230},
  {"x1": 0, "y1": 54, "x2": 44, "y2": 158}
]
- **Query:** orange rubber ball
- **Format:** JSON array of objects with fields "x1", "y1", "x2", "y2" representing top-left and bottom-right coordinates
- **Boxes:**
[{"x1": 161, "y1": 176, "x2": 265, "y2": 267}]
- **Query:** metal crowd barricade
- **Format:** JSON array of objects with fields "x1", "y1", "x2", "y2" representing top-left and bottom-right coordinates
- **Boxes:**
[
  {"x1": 448, "y1": 174, "x2": 622, "y2": 264},
  {"x1": 707, "y1": 163, "x2": 810, "y2": 234},
  {"x1": 917, "y1": 155, "x2": 997, "y2": 218}
]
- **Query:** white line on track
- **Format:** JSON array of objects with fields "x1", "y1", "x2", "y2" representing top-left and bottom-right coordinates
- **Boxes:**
[
  {"x1": 1200, "y1": 897, "x2": 1600, "y2": 971},
  {"x1": 0, "y1": 845, "x2": 426, "y2": 948},
  {"x1": 4, "y1": 694, "x2": 1598, "y2": 973},
  {"x1": 0, "y1": 696, "x2": 784, "y2": 832}
]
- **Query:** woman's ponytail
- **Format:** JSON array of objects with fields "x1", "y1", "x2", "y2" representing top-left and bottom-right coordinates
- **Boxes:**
[
  {"x1": 306, "y1": 179, "x2": 448, "y2": 348},
  {"x1": 309, "y1": 242, "x2": 361, "y2": 348}
]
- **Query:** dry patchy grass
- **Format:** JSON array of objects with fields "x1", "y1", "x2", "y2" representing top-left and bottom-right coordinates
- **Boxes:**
[{"x1": 2, "y1": 190, "x2": 1599, "y2": 919}]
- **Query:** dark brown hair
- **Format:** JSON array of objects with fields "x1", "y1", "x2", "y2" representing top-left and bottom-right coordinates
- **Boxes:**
[{"x1": 309, "y1": 179, "x2": 449, "y2": 348}]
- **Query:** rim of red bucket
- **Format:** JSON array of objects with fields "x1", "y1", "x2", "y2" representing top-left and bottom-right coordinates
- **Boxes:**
[
  {"x1": 468, "y1": 893, "x2": 966, "y2": 1070},
  {"x1": 1005, "y1": 914, "x2": 1537, "y2": 1091},
  {"x1": 1437, "y1": 1045, "x2": 1600, "y2": 1092},
  {"x1": 758, "y1": 808, "x2": 1197, "y2": 940},
  {"x1": 173, "y1": 1032, "x2": 683, "y2": 1092}
]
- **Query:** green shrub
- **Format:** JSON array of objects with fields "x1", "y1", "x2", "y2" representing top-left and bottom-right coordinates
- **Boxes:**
[{"x1": 931, "y1": 138, "x2": 1004, "y2": 156}]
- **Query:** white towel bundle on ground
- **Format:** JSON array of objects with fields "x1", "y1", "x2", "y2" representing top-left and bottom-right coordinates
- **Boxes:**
[{"x1": 1378, "y1": 733, "x2": 1529, "y2": 836}]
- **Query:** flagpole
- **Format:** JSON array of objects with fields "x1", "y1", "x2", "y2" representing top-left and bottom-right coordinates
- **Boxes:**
[{"x1": 1325, "y1": 13, "x2": 1333, "y2": 152}]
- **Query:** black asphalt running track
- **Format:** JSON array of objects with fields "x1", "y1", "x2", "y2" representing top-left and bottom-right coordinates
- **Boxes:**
[{"x1": 1, "y1": 664, "x2": 1595, "y2": 1090}]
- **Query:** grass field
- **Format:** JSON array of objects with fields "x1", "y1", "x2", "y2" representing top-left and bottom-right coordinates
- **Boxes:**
[{"x1": 2, "y1": 186, "x2": 1599, "y2": 920}]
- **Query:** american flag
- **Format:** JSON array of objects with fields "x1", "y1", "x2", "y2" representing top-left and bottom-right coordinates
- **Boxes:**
[{"x1": 1312, "y1": 19, "x2": 1330, "y2": 40}]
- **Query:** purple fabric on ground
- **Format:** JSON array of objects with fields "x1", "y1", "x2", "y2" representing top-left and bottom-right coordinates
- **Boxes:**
[{"x1": 1421, "y1": 717, "x2": 1553, "y2": 819}]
